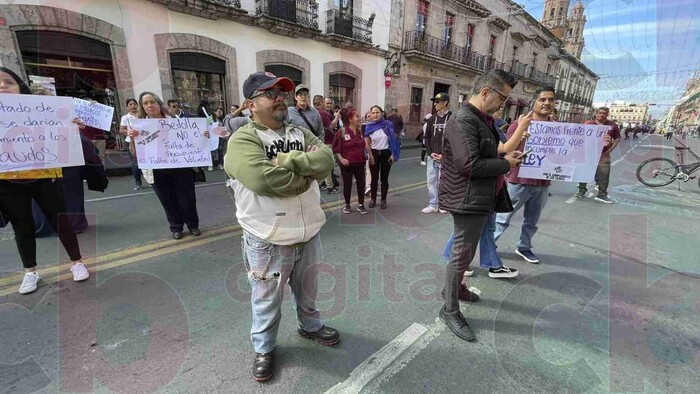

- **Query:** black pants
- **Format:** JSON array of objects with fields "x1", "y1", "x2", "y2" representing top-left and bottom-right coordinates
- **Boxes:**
[
  {"x1": 369, "y1": 149, "x2": 392, "y2": 200},
  {"x1": 666, "y1": 133, "x2": 673, "y2": 140},
  {"x1": 0, "y1": 179, "x2": 82, "y2": 268},
  {"x1": 444, "y1": 213, "x2": 488, "y2": 312},
  {"x1": 421, "y1": 144, "x2": 427, "y2": 161},
  {"x1": 152, "y1": 169, "x2": 199, "y2": 232},
  {"x1": 340, "y1": 162, "x2": 366, "y2": 205}
]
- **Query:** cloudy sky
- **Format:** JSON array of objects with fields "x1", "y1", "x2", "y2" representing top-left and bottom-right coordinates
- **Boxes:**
[{"x1": 521, "y1": 0, "x2": 700, "y2": 118}]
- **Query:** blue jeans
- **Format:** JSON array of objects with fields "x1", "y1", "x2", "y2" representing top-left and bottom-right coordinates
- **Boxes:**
[
  {"x1": 426, "y1": 156, "x2": 440, "y2": 208},
  {"x1": 494, "y1": 183, "x2": 550, "y2": 250},
  {"x1": 442, "y1": 213, "x2": 503, "y2": 269},
  {"x1": 242, "y1": 231, "x2": 324, "y2": 354}
]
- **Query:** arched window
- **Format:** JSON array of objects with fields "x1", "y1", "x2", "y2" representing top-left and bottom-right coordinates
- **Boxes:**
[
  {"x1": 170, "y1": 52, "x2": 227, "y2": 114},
  {"x1": 328, "y1": 73, "x2": 356, "y2": 107}
]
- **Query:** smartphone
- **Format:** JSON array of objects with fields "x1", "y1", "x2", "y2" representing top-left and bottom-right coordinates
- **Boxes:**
[{"x1": 518, "y1": 148, "x2": 533, "y2": 158}]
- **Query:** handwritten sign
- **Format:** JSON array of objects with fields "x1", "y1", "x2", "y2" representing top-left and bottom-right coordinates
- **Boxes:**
[
  {"x1": 0, "y1": 93, "x2": 85, "y2": 172},
  {"x1": 209, "y1": 124, "x2": 220, "y2": 151},
  {"x1": 518, "y1": 121, "x2": 609, "y2": 182},
  {"x1": 73, "y1": 98, "x2": 114, "y2": 131},
  {"x1": 131, "y1": 117, "x2": 212, "y2": 169}
]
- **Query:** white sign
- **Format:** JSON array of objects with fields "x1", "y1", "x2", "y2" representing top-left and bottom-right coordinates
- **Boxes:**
[
  {"x1": 517, "y1": 121, "x2": 610, "y2": 183},
  {"x1": 73, "y1": 98, "x2": 114, "y2": 132},
  {"x1": 131, "y1": 117, "x2": 212, "y2": 169},
  {"x1": 0, "y1": 94, "x2": 85, "y2": 172},
  {"x1": 209, "y1": 124, "x2": 220, "y2": 151}
]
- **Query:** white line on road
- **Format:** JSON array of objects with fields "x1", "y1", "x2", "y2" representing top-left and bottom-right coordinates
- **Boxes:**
[
  {"x1": 85, "y1": 181, "x2": 227, "y2": 203},
  {"x1": 326, "y1": 320, "x2": 445, "y2": 394},
  {"x1": 611, "y1": 135, "x2": 649, "y2": 167}
]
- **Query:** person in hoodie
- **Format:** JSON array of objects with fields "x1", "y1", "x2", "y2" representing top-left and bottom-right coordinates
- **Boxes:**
[
  {"x1": 364, "y1": 105, "x2": 401, "y2": 209},
  {"x1": 422, "y1": 92, "x2": 452, "y2": 214},
  {"x1": 224, "y1": 71, "x2": 339, "y2": 383}
]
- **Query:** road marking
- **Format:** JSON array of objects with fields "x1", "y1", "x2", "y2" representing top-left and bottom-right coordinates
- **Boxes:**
[
  {"x1": 326, "y1": 319, "x2": 445, "y2": 393},
  {"x1": 0, "y1": 181, "x2": 428, "y2": 295},
  {"x1": 611, "y1": 135, "x2": 648, "y2": 167},
  {"x1": 85, "y1": 181, "x2": 227, "y2": 203}
]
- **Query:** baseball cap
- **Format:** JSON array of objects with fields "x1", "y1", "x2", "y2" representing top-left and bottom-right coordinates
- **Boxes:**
[
  {"x1": 430, "y1": 92, "x2": 450, "y2": 102},
  {"x1": 242, "y1": 71, "x2": 294, "y2": 99},
  {"x1": 295, "y1": 84, "x2": 310, "y2": 95}
]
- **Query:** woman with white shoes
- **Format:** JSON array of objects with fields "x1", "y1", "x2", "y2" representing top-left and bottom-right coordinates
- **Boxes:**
[{"x1": 0, "y1": 67, "x2": 89, "y2": 294}]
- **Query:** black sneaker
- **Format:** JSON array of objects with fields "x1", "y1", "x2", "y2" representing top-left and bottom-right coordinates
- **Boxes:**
[
  {"x1": 488, "y1": 266, "x2": 519, "y2": 279},
  {"x1": 342, "y1": 205, "x2": 352, "y2": 214},
  {"x1": 441, "y1": 283, "x2": 480, "y2": 302},
  {"x1": 298, "y1": 325, "x2": 340, "y2": 346},
  {"x1": 252, "y1": 351, "x2": 273, "y2": 382},
  {"x1": 515, "y1": 249, "x2": 540, "y2": 264},
  {"x1": 575, "y1": 189, "x2": 586, "y2": 198},
  {"x1": 328, "y1": 187, "x2": 340, "y2": 194},
  {"x1": 357, "y1": 204, "x2": 368, "y2": 214},
  {"x1": 439, "y1": 308, "x2": 476, "y2": 342}
]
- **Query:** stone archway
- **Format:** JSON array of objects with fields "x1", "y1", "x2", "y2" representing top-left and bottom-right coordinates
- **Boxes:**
[
  {"x1": 256, "y1": 50, "x2": 310, "y2": 86},
  {"x1": 0, "y1": 4, "x2": 134, "y2": 114},
  {"x1": 323, "y1": 61, "x2": 363, "y2": 111},
  {"x1": 154, "y1": 33, "x2": 239, "y2": 107}
]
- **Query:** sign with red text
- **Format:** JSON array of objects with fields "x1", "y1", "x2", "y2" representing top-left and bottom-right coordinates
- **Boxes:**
[
  {"x1": 0, "y1": 93, "x2": 84, "y2": 172},
  {"x1": 130, "y1": 118, "x2": 212, "y2": 169},
  {"x1": 518, "y1": 121, "x2": 609, "y2": 182}
]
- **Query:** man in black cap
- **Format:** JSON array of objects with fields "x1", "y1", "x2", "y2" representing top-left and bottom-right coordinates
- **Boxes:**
[
  {"x1": 224, "y1": 71, "x2": 339, "y2": 382},
  {"x1": 422, "y1": 92, "x2": 452, "y2": 214}
]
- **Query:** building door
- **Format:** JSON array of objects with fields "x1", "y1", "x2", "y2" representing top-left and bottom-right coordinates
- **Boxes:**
[
  {"x1": 409, "y1": 87, "x2": 423, "y2": 123},
  {"x1": 17, "y1": 30, "x2": 120, "y2": 145}
]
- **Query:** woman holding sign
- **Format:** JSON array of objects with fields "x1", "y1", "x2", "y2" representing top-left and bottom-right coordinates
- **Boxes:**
[
  {"x1": 127, "y1": 92, "x2": 204, "y2": 240},
  {"x1": 0, "y1": 67, "x2": 89, "y2": 294}
]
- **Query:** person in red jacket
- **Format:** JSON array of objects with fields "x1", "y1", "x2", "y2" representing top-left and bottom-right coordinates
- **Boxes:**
[{"x1": 333, "y1": 109, "x2": 372, "y2": 214}]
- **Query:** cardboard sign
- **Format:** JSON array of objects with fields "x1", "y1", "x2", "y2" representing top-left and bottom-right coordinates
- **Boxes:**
[
  {"x1": 0, "y1": 93, "x2": 84, "y2": 172},
  {"x1": 73, "y1": 98, "x2": 114, "y2": 131},
  {"x1": 518, "y1": 121, "x2": 609, "y2": 182},
  {"x1": 131, "y1": 117, "x2": 212, "y2": 169}
]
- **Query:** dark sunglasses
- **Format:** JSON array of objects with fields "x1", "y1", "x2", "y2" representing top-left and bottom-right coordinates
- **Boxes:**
[{"x1": 250, "y1": 90, "x2": 290, "y2": 100}]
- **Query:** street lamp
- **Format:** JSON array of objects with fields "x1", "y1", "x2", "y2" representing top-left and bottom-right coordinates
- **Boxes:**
[{"x1": 384, "y1": 52, "x2": 400, "y2": 88}]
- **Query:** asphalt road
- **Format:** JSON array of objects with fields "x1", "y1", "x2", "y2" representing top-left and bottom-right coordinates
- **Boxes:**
[{"x1": 1, "y1": 134, "x2": 698, "y2": 393}]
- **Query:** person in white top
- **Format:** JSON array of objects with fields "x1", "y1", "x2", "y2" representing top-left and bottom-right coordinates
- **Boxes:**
[{"x1": 119, "y1": 98, "x2": 145, "y2": 190}]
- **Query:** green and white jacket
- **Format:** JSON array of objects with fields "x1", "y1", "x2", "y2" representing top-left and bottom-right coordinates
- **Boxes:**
[{"x1": 224, "y1": 120, "x2": 334, "y2": 245}]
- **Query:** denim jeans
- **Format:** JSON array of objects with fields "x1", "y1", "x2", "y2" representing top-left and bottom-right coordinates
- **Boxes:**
[
  {"x1": 242, "y1": 231, "x2": 324, "y2": 354},
  {"x1": 442, "y1": 213, "x2": 503, "y2": 269},
  {"x1": 426, "y1": 156, "x2": 441, "y2": 208},
  {"x1": 125, "y1": 141, "x2": 143, "y2": 187},
  {"x1": 494, "y1": 183, "x2": 550, "y2": 251}
]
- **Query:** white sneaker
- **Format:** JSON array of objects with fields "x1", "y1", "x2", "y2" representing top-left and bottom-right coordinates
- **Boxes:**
[
  {"x1": 70, "y1": 262, "x2": 90, "y2": 282},
  {"x1": 207, "y1": 166, "x2": 214, "y2": 172},
  {"x1": 19, "y1": 272, "x2": 40, "y2": 294},
  {"x1": 218, "y1": 164, "x2": 224, "y2": 170},
  {"x1": 463, "y1": 270, "x2": 474, "y2": 277},
  {"x1": 420, "y1": 161, "x2": 427, "y2": 166},
  {"x1": 439, "y1": 209, "x2": 447, "y2": 214},
  {"x1": 422, "y1": 206, "x2": 439, "y2": 214}
]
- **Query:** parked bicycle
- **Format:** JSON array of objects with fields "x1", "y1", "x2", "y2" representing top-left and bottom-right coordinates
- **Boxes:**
[{"x1": 636, "y1": 143, "x2": 700, "y2": 188}]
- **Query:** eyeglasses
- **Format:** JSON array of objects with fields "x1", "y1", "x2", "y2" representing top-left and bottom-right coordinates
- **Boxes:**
[
  {"x1": 250, "y1": 90, "x2": 290, "y2": 100},
  {"x1": 489, "y1": 88, "x2": 508, "y2": 103}
]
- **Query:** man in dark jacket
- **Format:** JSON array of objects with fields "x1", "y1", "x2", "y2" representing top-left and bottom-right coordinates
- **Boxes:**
[
  {"x1": 422, "y1": 93, "x2": 452, "y2": 214},
  {"x1": 438, "y1": 70, "x2": 522, "y2": 342}
]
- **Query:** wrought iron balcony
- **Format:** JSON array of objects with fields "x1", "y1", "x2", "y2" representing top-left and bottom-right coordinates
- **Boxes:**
[
  {"x1": 510, "y1": 61, "x2": 529, "y2": 79},
  {"x1": 485, "y1": 58, "x2": 506, "y2": 72},
  {"x1": 403, "y1": 31, "x2": 489, "y2": 72},
  {"x1": 255, "y1": 0, "x2": 318, "y2": 29},
  {"x1": 325, "y1": 9, "x2": 374, "y2": 43},
  {"x1": 209, "y1": 0, "x2": 241, "y2": 7}
]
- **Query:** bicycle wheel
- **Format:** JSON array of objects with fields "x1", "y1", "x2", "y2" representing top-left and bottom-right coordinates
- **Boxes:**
[{"x1": 636, "y1": 158, "x2": 679, "y2": 187}]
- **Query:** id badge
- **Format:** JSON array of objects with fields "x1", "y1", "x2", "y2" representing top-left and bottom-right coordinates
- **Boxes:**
[{"x1": 344, "y1": 134, "x2": 351, "y2": 141}]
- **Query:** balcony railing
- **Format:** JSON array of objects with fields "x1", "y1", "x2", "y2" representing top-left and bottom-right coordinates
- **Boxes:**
[
  {"x1": 208, "y1": 0, "x2": 241, "y2": 7},
  {"x1": 403, "y1": 31, "x2": 489, "y2": 72},
  {"x1": 255, "y1": 0, "x2": 318, "y2": 29},
  {"x1": 325, "y1": 9, "x2": 374, "y2": 43},
  {"x1": 510, "y1": 61, "x2": 529, "y2": 79},
  {"x1": 485, "y1": 58, "x2": 505, "y2": 72}
]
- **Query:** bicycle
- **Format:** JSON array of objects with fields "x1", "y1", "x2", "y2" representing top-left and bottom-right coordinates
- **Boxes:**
[{"x1": 636, "y1": 143, "x2": 700, "y2": 188}]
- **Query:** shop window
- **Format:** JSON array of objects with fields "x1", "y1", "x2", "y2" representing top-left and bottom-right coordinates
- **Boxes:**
[
  {"x1": 329, "y1": 73, "x2": 355, "y2": 108},
  {"x1": 170, "y1": 52, "x2": 227, "y2": 115}
]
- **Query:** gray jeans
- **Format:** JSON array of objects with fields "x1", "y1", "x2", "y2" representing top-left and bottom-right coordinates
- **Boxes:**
[
  {"x1": 444, "y1": 213, "x2": 488, "y2": 312},
  {"x1": 578, "y1": 153, "x2": 611, "y2": 197}
]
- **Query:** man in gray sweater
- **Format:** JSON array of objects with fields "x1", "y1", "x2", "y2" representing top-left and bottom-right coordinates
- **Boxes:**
[{"x1": 287, "y1": 84, "x2": 324, "y2": 139}]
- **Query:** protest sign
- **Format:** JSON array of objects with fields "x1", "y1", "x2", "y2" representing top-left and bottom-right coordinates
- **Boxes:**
[
  {"x1": 130, "y1": 117, "x2": 212, "y2": 169},
  {"x1": 0, "y1": 93, "x2": 84, "y2": 173},
  {"x1": 73, "y1": 98, "x2": 114, "y2": 131},
  {"x1": 518, "y1": 121, "x2": 610, "y2": 182},
  {"x1": 209, "y1": 125, "x2": 220, "y2": 152}
]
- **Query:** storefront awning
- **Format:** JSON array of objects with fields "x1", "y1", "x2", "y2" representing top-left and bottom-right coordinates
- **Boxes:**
[{"x1": 517, "y1": 99, "x2": 529, "y2": 107}]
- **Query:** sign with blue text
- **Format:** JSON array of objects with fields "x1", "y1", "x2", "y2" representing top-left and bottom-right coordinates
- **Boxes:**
[
  {"x1": 0, "y1": 93, "x2": 84, "y2": 173},
  {"x1": 73, "y1": 98, "x2": 114, "y2": 131},
  {"x1": 130, "y1": 118, "x2": 212, "y2": 169},
  {"x1": 517, "y1": 121, "x2": 610, "y2": 182}
]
